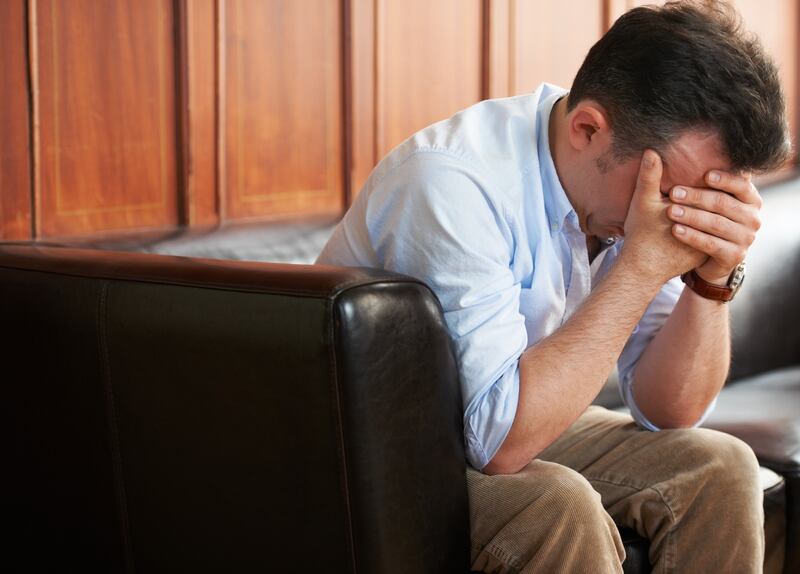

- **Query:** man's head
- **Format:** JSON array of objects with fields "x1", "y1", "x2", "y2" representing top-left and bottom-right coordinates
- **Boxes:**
[
  {"x1": 570, "y1": 0, "x2": 790, "y2": 173},
  {"x1": 553, "y1": 0, "x2": 792, "y2": 238}
]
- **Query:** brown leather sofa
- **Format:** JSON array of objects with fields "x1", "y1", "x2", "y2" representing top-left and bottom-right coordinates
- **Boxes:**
[{"x1": 1, "y1": 179, "x2": 798, "y2": 573}]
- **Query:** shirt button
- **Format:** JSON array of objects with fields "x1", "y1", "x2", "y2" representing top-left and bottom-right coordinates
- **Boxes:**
[{"x1": 550, "y1": 222, "x2": 559, "y2": 232}]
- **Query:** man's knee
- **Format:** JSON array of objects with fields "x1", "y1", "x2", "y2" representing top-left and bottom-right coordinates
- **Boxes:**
[
  {"x1": 468, "y1": 460, "x2": 607, "y2": 520},
  {"x1": 514, "y1": 461, "x2": 612, "y2": 527},
  {"x1": 541, "y1": 466, "x2": 603, "y2": 513},
  {"x1": 669, "y1": 427, "x2": 761, "y2": 493}
]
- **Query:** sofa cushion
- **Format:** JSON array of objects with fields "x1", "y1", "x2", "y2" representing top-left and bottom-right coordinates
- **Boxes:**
[
  {"x1": 39, "y1": 214, "x2": 340, "y2": 265},
  {"x1": 703, "y1": 366, "x2": 800, "y2": 474},
  {"x1": 703, "y1": 366, "x2": 800, "y2": 574}
]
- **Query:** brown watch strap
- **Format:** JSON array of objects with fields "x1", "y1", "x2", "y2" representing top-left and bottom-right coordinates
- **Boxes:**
[{"x1": 680, "y1": 269, "x2": 734, "y2": 302}]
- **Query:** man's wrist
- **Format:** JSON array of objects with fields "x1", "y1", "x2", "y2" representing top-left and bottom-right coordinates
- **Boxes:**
[
  {"x1": 694, "y1": 265, "x2": 734, "y2": 286},
  {"x1": 615, "y1": 249, "x2": 669, "y2": 294}
]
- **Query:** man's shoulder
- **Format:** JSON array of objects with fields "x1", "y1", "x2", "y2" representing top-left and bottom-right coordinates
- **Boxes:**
[
  {"x1": 410, "y1": 93, "x2": 539, "y2": 160},
  {"x1": 367, "y1": 95, "x2": 542, "y2": 203}
]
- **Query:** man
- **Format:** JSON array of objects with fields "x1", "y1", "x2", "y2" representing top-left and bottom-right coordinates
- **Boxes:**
[{"x1": 317, "y1": 1, "x2": 791, "y2": 572}]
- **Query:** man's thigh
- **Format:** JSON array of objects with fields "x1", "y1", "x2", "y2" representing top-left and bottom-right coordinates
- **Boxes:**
[{"x1": 536, "y1": 405, "x2": 759, "y2": 505}]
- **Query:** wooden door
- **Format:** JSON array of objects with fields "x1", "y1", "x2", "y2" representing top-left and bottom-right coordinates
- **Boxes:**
[
  {"x1": 33, "y1": 0, "x2": 179, "y2": 237},
  {"x1": 488, "y1": 0, "x2": 604, "y2": 98},
  {"x1": 350, "y1": 0, "x2": 484, "y2": 195},
  {"x1": 220, "y1": 0, "x2": 344, "y2": 221},
  {"x1": 0, "y1": 0, "x2": 32, "y2": 240}
]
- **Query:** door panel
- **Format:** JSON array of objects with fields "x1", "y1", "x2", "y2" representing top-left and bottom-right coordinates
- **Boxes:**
[
  {"x1": 222, "y1": 0, "x2": 343, "y2": 220},
  {"x1": 35, "y1": 0, "x2": 178, "y2": 237},
  {"x1": 0, "y1": 0, "x2": 31, "y2": 240}
]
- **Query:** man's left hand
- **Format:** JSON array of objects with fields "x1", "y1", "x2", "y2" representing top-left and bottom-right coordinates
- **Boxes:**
[{"x1": 666, "y1": 170, "x2": 762, "y2": 284}]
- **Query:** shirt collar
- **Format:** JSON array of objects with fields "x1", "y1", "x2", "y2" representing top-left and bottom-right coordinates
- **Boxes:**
[{"x1": 535, "y1": 85, "x2": 574, "y2": 233}]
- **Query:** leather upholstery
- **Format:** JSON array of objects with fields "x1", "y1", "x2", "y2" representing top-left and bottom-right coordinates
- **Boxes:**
[
  {"x1": 0, "y1": 246, "x2": 469, "y2": 573},
  {"x1": 619, "y1": 528, "x2": 651, "y2": 574},
  {"x1": 704, "y1": 366, "x2": 800, "y2": 573},
  {"x1": 727, "y1": 183, "x2": 800, "y2": 381}
]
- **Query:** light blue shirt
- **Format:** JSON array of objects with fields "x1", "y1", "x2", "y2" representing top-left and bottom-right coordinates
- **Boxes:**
[{"x1": 316, "y1": 83, "x2": 715, "y2": 470}]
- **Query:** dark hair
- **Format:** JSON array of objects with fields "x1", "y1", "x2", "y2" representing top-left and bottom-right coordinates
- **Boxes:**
[{"x1": 568, "y1": 0, "x2": 792, "y2": 173}]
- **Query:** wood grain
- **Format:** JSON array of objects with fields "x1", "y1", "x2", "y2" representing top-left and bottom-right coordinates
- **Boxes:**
[
  {"x1": 376, "y1": 0, "x2": 483, "y2": 158},
  {"x1": 350, "y1": 0, "x2": 376, "y2": 197},
  {"x1": 0, "y1": 0, "x2": 32, "y2": 240},
  {"x1": 184, "y1": 0, "x2": 219, "y2": 226},
  {"x1": 222, "y1": 0, "x2": 343, "y2": 221},
  {"x1": 1, "y1": 0, "x2": 796, "y2": 239},
  {"x1": 510, "y1": 0, "x2": 603, "y2": 94},
  {"x1": 733, "y1": 0, "x2": 798, "y2": 169},
  {"x1": 35, "y1": 0, "x2": 178, "y2": 237},
  {"x1": 486, "y1": 0, "x2": 511, "y2": 99}
]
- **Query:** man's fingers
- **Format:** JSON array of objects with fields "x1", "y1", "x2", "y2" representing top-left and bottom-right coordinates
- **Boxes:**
[
  {"x1": 672, "y1": 223, "x2": 746, "y2": 270},
  {"x1": 704, "y1": 170, "x2": 762, "y2": 206},
  {"x1": 670, "y1": 186, "x2": 761, "y2": 229},
  {"x1": 667, "y1": 204, "x2": 756, "y2": 247},
  {"x1": 636, "y1": 149, "x2": 663, "y2": 199}
]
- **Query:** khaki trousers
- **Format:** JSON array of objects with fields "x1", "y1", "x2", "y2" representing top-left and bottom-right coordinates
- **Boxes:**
[{"x1": 468, "y1": 406, "x2": 764, "y2": 574}]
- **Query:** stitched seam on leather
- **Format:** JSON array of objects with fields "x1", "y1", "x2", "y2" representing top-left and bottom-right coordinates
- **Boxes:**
[
  {"x1": 328, "y1": 275, "x2": 424, "y2": 297},
  {"x1": 98, "y1": 281, "x2": 135, "y2": 573},
  {"x1": 333, "y1": 278, "x2": 443, "y2": 318},
  {"x1": 0, "y1": 262, "x2": 421, "y2": 300},
  {"x1": 328, "y1": 297, "x2": 358, "y2": 573},
  {"x1": 763, "y1": 480, "x2": 785, "y2": 496}
]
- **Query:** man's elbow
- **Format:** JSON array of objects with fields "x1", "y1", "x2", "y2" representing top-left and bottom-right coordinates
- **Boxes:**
[
  {"x1": 481, "y1": 442, "x2": 539, "y2": 475},
  {"x1": 482, "y1": 458, "x2": 518, "y2": 475},
  {"x1": 638, "y1": 403, "x2": 708, "y2": 430}
]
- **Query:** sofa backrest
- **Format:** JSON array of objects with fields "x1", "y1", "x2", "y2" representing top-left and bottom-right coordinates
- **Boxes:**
[
  {"x1": 0, "y1": 247, "x2": 470, "y2": 573},
  {"x1": 729, "y1": 179, "x2": 800, "y2": 381}
]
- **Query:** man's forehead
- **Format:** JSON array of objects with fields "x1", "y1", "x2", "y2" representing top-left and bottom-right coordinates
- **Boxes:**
[{"x1": 660, "y1": 130, "x2": 732, "y2": 189}]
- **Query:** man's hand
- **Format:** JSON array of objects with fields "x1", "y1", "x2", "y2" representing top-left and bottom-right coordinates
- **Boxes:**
[
  {"x1": 666, "y1": 170, "x2": 762, "y2": 284},
  {"x1": 621, "y1": 150, "x2": 707, "y2": 284}
]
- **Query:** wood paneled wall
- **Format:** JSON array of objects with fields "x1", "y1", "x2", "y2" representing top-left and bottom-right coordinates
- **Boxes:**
[
  {"x1": 33, "y1": 0, "x2": 179, "y2": 237},
  {"x1": 1, "y1": 0, "x2": 797, "y2": 239},
  {"x1": 222, "y1": 0, "x2": 343, "y2": 221},
  {"x1": 0, "y1": 0, "x2": 32, "y2": 240}
]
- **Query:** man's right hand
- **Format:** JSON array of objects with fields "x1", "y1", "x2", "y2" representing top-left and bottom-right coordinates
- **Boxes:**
[{"x1": 621, "y1": 150, "x2": 706, "y2": 284}]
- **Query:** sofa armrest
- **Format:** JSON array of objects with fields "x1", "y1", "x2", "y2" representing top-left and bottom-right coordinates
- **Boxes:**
[{"x1": 0, "y1": 245, "x2": 470, "y2": 573}]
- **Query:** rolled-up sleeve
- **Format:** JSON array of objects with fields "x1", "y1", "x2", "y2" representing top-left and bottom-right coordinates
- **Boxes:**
[
  {"x1": 365, "y1": 151, "x2": 527, "y2": 470},
  {"x1": 617, "y1": 276, "x2": 717, "y2": 430}
]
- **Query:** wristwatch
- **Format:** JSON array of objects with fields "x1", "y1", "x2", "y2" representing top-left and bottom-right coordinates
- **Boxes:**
[{"x1": 681, "y1": 262, "x2": 746, "y2": 302}]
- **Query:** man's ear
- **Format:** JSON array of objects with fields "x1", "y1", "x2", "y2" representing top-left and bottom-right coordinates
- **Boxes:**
[{"x1": 567, "y1": 101, "x2": 610, "y2": 152}]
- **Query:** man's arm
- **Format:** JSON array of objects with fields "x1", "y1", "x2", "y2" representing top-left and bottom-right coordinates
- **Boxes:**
[
  {"x1": 631, "y1": 171, "x2": 762, "y2": 427},
  {"x1": 482, "y1": 253, "x2": 667, "y2": 474},
  {"x1": 629, "y1": 285, "x2": 730, "y2": 428},
  {"x1": 485, "y1": 151, "x2": 706, "y2": 475}
]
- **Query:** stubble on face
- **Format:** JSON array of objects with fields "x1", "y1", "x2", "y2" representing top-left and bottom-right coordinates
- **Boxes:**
[{"x1": 594, "y1": 147, "x2": 616, "y2": 176}]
